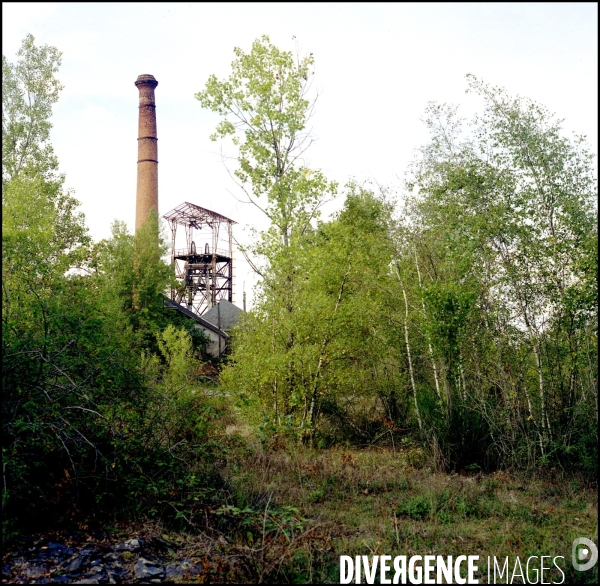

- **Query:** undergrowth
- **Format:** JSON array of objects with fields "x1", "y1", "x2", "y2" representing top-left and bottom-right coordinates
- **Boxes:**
[{"x1": 210, "y1": 426, "x2": 598, "y2": 583}]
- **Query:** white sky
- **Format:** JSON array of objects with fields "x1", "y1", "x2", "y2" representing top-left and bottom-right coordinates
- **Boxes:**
[{"x1": 3, "y1": 2, "x2": 598, "y2": 308}]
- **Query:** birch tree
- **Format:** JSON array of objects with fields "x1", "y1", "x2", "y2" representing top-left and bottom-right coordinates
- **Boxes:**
[{"x1": 406, "y1": 75, "x2": 597, "y2": 468}]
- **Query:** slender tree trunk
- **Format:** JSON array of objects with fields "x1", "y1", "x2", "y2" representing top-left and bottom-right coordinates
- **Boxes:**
[
  {"x1": 532, "y1": 340, "x2": 551, "y2": 440},
  {"x1": 583, "y1": 324, "x2": 598, "y2": 433},
  {"x1": 305, "y1": 264, "x2": 351, "y2": 443},
  {"x1": 414, "y1": 249, "x2": 443, "y2": 407},
  {"x1": 271, "y1": 317, "x2": 279, "y2": 421},
  {"x1": 399, "y1": 276, "x2": 423, "y2": 434},
  {"x1": 459, "y1": 358, "x2": 467, "y2": 403},
  {"x1": 496, "y1": 239, "x2": 551, "y2": 446}
]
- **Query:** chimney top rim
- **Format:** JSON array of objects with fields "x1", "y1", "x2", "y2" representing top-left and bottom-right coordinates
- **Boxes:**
[{"x1": 135, "y1": 74, "x2": 158, "y2": 88}]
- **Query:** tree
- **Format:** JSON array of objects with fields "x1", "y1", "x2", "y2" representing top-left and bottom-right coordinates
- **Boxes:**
[
  {"x1": 196, "y1": 35, "x2": 336, "y2": 254},
  {"x1": 403, "y1": 76, "x2": 597, "y2": 470},
  {"x1": 93, "y1": 213, "x2": 209, "y2": 355},
  {"x1": 198, "y1": 37, "x2": 340, "y2": 440},
  {"x1": 2, "y1": 36, "x2": 217, "y2": 534},
  {"x1": 2, "y1": 34, "x2": 63, "y2": 184},
  {"x1": 221, "y1": 183, "x2": 404, "y2": 443}
]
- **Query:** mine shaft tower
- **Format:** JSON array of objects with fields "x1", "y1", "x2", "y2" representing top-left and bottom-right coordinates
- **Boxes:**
[{"x1": 163, "y1": 202, "x2": 236, "y2": 316}]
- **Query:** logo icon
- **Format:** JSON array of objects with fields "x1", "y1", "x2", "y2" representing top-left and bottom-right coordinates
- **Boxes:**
[{"x1": 572, "y1": 538, "x2": 598, "y2": 572}]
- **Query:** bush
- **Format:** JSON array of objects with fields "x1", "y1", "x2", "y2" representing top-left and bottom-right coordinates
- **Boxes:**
[{"x1": 2, "y1": 210, "x2": 222, "y2": 537}]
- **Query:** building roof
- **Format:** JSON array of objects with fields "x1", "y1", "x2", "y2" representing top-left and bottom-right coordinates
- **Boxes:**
[
  {"x1": 163, "y1": 297, "x2": 228, "y2": 337},
  {"x1": 162, "y1": 201, "x2": 236, "y2": 227},
  {"x1": 202, "y1": 300, "x2": 243, "y2": 332}
]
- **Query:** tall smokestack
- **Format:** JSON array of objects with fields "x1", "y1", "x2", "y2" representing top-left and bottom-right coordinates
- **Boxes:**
[{"x1": 135, "y1": 74, "x2": 158, "y2": 233}]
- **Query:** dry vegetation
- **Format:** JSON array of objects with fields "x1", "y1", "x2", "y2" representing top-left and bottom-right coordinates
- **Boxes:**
[{"x1": 169, "y1": 424, "x2": 597, "y2": 583}]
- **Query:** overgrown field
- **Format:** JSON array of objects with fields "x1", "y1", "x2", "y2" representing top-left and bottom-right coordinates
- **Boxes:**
[
  {"x1": 3, "y1": 407, "x2": 597, "y2": 584},
  {"x1": 3, "y1": 33, "x2": 597, "y2": 585},
  {"x1": 191, "y1": 424, "x2": 596, "y2": 583}
]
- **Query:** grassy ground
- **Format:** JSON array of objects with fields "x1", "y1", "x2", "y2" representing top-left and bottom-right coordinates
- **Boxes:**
[
  {"x1": 4, "y1": 417, "x2": 595, "y2": 584},
  {"x1": 212, "y1": 425, "x2": 598, "y2": 583}
]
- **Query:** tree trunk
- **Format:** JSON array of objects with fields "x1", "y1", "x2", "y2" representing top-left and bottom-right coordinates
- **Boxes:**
[
  {"x1": 304, "y1": 264, "x2": 351, "y2": 443},
  {"x1": 399, "y1": 275, "x2": 423, "y2": 434},
  {"x1": 414, "y1": 249, "x2": 444, "y2": 408}
]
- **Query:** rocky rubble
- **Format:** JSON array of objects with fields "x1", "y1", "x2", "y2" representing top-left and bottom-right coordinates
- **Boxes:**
[{"x1": 2, "y1": 536, "x2": 204, "y2": 584}]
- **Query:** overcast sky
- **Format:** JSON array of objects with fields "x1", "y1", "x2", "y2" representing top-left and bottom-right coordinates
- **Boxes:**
[{"x1": 3, "y1": 2, "x2": 598, "y2": 307}]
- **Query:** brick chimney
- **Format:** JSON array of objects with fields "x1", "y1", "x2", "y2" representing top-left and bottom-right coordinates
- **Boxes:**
[{"x1": 134, "y1": 74, "x2": 158, "y2": 233}]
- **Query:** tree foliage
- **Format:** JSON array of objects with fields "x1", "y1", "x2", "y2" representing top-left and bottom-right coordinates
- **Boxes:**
[
  {"x1": 3, "y1": 32, "x2": 597, "y2": 541},
  {"x1": 222, "y1": 184, "x2": 401, "y2": 442},
  {"x1": 398, "y1": 75, "x2": 598, "y2": 469},
  {"x1": 2, "y1": 33, "x2": 63, "y2": 184},
  {"x1": 196, "y1": 34, "x2": 337, "y2": 252},
  {"x1": 2, "y1": 36, "x2": 218, "y2": 536},
  {"x1": 213, "y1": 48, "x2": 597, "y2": 472}
]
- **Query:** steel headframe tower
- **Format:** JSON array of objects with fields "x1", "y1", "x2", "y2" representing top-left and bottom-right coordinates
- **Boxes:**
[{"x1": 163, "y1": 202, "x2": 236, "y2": 316}]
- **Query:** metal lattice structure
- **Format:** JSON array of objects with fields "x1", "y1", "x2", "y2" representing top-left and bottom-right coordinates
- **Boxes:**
[{"x1": 163, "y1": 202, "x2": 236, "y2": 316}]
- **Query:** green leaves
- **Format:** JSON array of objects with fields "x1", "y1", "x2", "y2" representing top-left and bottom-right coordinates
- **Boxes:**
[
  {"x1": 197, "y1": 36, "x2": 336, "y2": 249},
  {"x1": 222, "y1": 182, "x2": 399, "y2": 441},
  {"x1": 402, "y1": 76, "x2": 598, "y2": 470},
  {"x1": 2, "y1": 37, "x2": 222, "y2": 535},
  {"x1": 2, "y1": 34, "x2": 63, "y2": 184}
]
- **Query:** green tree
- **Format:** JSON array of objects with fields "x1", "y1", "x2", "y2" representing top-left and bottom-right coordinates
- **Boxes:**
[
  {"x1": 403, "y1": 76, "x2": 597, "y2": 470},
  {"x1": 196, "y1": 35, "x2": 336, "y2": 252},
  {"x1": 222, "y1": 183, "x2": 403, "y2": 443},
  {"x1": 2, "y1": 34, "x2": 63, "y2": 184},
  {"x1": 2, "y1": 36, "x2": 218, "y2": 535},
  {"x1": 198, "y1": 36, "x2": 339, "y2": 441}
]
